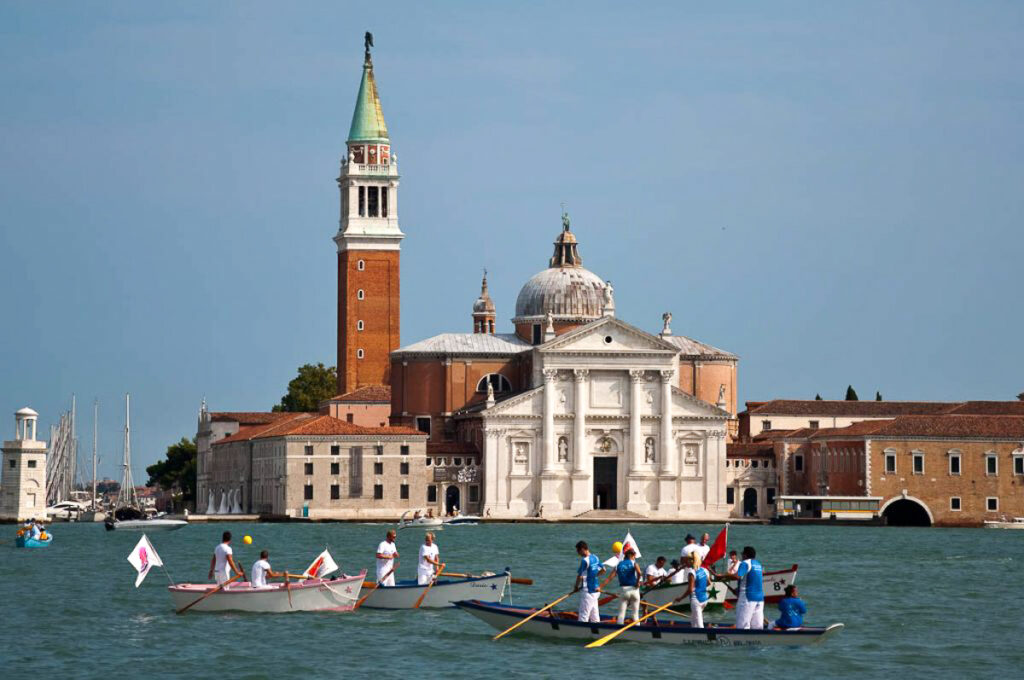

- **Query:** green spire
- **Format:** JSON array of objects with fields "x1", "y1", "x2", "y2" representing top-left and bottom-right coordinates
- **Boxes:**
[{"x1": 347, "y1": 51, "x2": 389, "y2": 144}]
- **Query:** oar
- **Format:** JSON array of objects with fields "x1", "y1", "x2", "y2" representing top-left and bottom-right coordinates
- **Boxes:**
[
  {"x1": 445, "y1": 571, "x2": 533, "y2": 585},
  {"x1": 413, "y1": 563, "x2": 445, "y2": 609},
  {"x1": 176, "y1": 574, "x2": 241, "y2": 614},
  {"x1": 285, "y1": 573, "x2": 292, "y2": 608},
  {"x1": 585, "y1": 599, "x2": 678, "y2": 648},
  {"x1": 354, "y1": 561, "x2": 397, "y2": 610},
  {"x1": 601, "y1": 591, "x2": 691, "y2": 619},
  {"x1": 492, "y1": 591, "x2": 574, "y2": 641}
]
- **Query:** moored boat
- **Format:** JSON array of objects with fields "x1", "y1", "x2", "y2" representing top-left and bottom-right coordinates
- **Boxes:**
[
  {"x1": 15, "y1": 534, "x2": 53, "y2": 548},
  {"x1": 443, "y1": 514, "x2": 481, "y2": 526},
  {"x1": 641, "y1": 564, "x2": 798, "y2": 610},
  {"x1": 397, "y1": 510, "x2": 443, "y2": 529},
  {"x1": 455, "y1": 600, "x2": 844, "y2": 646},
  {"x1": 983, "y1": 518, "x2": 1024, "y2": 529},
  {"x1": 360, "y1": 571, "x2": 510, "y2": 609},
  {"x1": 168, "y1": 571, "x2": 366, "y2": 613},
  {"x1": 106, "y1": 517, "x2": 187, "y2": 531}
]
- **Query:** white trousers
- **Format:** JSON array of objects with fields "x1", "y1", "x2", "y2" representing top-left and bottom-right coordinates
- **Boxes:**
[
  {"x1": 690, "y1": 597, "x2": 707, "y2": 628},
  {"x1": 735, "y1": 598, "x2": 764, "y2": 629},
  {"x1": 617, "y1": 587, "x2": 640, "y2": 624},
  {"x1": 417, "y1": 570, "x2": 435, "y2": 585},
  {"x1": 215, "y1": 568, "x2": 231, "y2": 585},
  {"x1": 377, "y1": 567, "x2": 395, "y2": 586},
  {"x1": 578, "y1": 591, "x2": 601, "y2": 623}
]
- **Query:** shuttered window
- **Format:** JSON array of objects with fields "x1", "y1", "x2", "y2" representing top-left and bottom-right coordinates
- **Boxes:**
[{"x1": 349, "y1": 447, "x2": 363, "y2": 497}]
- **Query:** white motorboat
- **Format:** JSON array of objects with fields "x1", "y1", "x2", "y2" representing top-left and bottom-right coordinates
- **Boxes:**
[
  {"x1": 443, "y1": 514, "x2": 481, "y2": 526},
  {"x1": 108, "y1": 517, "x2": 187, "y2": 531},
  {"x1": 455, "y1": 600, "x2": 844, "y2": 647},
  {"x1": 359, "y1": 571, "x2": 510, "y2": 609},
  {"x1": 983, "y1": 518, "x2": 1024, "y2": 529},
  {"x1": 397, "y1": 510, "x2": 443, "y2": 529},
  {"x1": 640, "y1": 564, "x2": 798, "y2": 611},
  {"x1": 169, "y1": 572, "x2": 366, "y2": 613}
]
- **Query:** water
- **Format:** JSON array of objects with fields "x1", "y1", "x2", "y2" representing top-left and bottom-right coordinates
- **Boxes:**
[{"x1": 2, "y1": 522, "x2": 1021, "y2": 678}]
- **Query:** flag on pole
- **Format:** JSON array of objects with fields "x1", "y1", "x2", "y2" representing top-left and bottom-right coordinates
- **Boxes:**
[
  {"x1": 303, "y1": 549, "x2": 339, "y2": 579},
  {"x1": 603, "y1": 530, "x2": 643, "y2": 568},
  {"x1": 127, "y1": 534, "x2": 163, "y2": 587},
  {"x1": 703, "y1": 525, "x2": 728, "y2": 568}
]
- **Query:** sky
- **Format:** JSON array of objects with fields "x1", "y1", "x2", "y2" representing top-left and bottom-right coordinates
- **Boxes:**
[{"x1": 1, "y1": 1, "x2": 1022, "y2": 479}]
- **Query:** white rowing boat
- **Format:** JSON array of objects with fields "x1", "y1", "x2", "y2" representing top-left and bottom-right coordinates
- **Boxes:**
[
  {"x1": 641, "y1": 564, "x2": 798, "y2": 610},
  {"x1": 360, "y1": 571, "x2": 509, "y2": 609},
  {"x1": 168, "y1": 572, "x2": 366, "y2": 613},
  {"x1": 106, "y1": 517, "x2": 188, "y2": 532},
  {"x1": 455, "y1": 600, "x2": 844, "y2": 646}
]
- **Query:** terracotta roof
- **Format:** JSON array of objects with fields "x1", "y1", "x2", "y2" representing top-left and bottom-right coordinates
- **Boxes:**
[
  {"x1": 946, "y1": 401, "x2": 1024, "y2": 416},
  {"x1": 327, "y1": 385, "x2": 392, "y2": 403},
  {"x1": 810, "y1": 420, "x2": 890, "y2": 438},
  {"x1": 727, "y1": 443, "x2": 774, "y2": 458},
  {"x1": 213, "y1": 414, "x2": 422, "y2": 445},
  {"x1": 214, "y1": 413, "x2": 309, "y2": 445},
  {"x1": 745, "y1": 400, "x2": 955, "y2": 417},
  {"x1": 866, "y1": 415, "x2": 1024, "y2": 439},
  {"x1": 210, "y1": 411, "x2": 294, "y2": 425}
]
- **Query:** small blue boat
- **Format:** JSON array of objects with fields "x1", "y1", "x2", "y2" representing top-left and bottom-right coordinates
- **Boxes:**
[{"x1": 15, "y1": 534, "x2": 53, "y2": 548}]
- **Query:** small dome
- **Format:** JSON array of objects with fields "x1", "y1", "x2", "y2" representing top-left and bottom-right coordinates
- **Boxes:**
[
  {"x1": 514, "y1": 266, "x2": 607, "y2": 321},
  {"x1": 16, "y1": 407, "x2": 38, "y2": 417}
]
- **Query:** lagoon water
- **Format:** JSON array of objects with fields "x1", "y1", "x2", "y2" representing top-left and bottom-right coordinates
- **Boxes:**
[{"x1": 2, "y1": 522, "x2": 1022, "y2": 679}]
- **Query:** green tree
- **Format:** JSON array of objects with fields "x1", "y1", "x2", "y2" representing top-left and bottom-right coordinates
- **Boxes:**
[
  {"x1": 814, "y1": 393, "x2": 823, "y2": 401},
  {"x1": 273, "y1": 362, "x2": 338, "y2": 412},
  {"x1": 845, "y1": 385, "x2": 859, "y2": 401},
  {"x1": 146, "y1": 437, "x2": 197, "y2": 507},
  {"x1": 875, "y1": 391, "x2": 883, "y2": 401}
]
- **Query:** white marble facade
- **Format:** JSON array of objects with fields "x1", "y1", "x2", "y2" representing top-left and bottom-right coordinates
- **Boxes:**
[{"x1": 468, "y1": 317, "x2": 731, "y2": 519}]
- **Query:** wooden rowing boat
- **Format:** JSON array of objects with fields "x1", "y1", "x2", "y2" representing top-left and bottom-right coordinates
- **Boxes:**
[
  {"x1": 168, "y1": 571, "x2": 365, "y2": 613},
  {"x1": 359, "y1": 571, "x2": 509, "y2": 609},
  {"x1": 455, "y1": 600, "x2": 843, "y2": 646},
  {"x1": 641, "y1": 564, "x2": 798, "y2": 610},
  {"x1": 15, "y1": 535, "x2": 53, "y2": 548}
]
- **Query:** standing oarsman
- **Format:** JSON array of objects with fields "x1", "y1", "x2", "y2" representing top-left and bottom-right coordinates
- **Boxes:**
[
  {"x1": 376, "y1": 530, "x2": 399, "y2": 586},
  {"x1": 209, "y1": 531, "x2": 244, "y2": 584},
  {"x1": 573, "y1": 541, "x2": 605, "y2": 623},
  {"x1": 680, "y1": 534, "x2": 699, "y2": 564},
  {"x1": 615, "y1": 547, "x2": 642, "y2": 624},
  {"x1": 417, "y1": 532, "x2": 441, "y2": 585},
  {"x1": 251, "y1": 550, "x2": 283, "y2": 588},
  {"x1": 674, "y1": 552, "x2": 711, "y2": 628},
  {"x1": 716, "y1": 545, "x2": 764, "y2": 629},
  {"x1": 697, "y1": 533, "x2": 711, "y2": 562}
]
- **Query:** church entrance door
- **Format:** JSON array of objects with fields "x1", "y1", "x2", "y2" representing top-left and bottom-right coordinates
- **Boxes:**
[
  {"x1": 445, "y1": 485, "x2": 461, "y2": 516},
  {"x1": 593, "y1": 457, "x2": 617, "y2": 510}
]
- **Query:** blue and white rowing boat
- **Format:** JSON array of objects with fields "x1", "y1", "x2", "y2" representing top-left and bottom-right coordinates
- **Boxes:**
[
  {"x1": 360, "y1": 571, "x2": 510, "y2": 609},
  {"x1": 16, "y1": 534, "x2": 53, "y2": 548}
]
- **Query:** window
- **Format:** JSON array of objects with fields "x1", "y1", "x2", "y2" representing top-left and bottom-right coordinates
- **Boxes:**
[
  {"x1": 950, "y1": 497, "x2": 961, "y2": 511},
  {"x1": 476, "y1": 373, "x2": 512, "y2": 394},
  {"x1": 751, "y1": 460, "x2": 759, "y2": 468},
  {"x1": 349, "y1": 447, "x2": 363, "y2": 497},
  {"x1": 469, "y1": 485, "x2": 480, "y2": 503},
  {"x1": 304, "y1": 485, "x2": 313, "y2": 500},
  {"x1": 986, "y1": 454, "x2": 998, "y2": 476},
  {"x1": 357, "y1": 289, "x2": 365, "y2": 300},
  {"x1": 346, "y1": 414, "x2": 354, "y2": 423},
  {"x1": 331, "y1": 445, "x2": 340, "y2": 456},
  {"x1": 416, "y1": 417, "x2": 431, "y2": 436},
  {"x1": 454, "y1": 457, "x2": 463, "y2": 466},
  {"x1": 304, "y1": 462, "x2": 314, "y2": 475},
  {"x1": 767, "y1": 488, "x2": 776, "y2": 505},
  {"x1": 357, "y1": 259, "x2": 365, "y2": 271},
  {"x1": 532, "y1": 324, "x2": 542, "y2": 344},
  {"x1": 8, "y1": 459, "x2": 14, "y2": 468},
  {"x1": 358, "y1": 186, "x2": 366, "y2": 216},
  {"x1": 884, "y1": 451, "x2": 896, "y2": 474},
  {"x1": 330, "y1": 462, "x2": 340, "y2": 475},
  {"x1": 357, "y1": 349, "x2": 364, "y2": 359},
  {"x1": 305, "y1": 445, "x2": 314, "y2": 456},
  {"x1": 373, "y1": 484, "x2": 384, "y2": 500},
  {"x1": 761, "y1": 420, "x2": 772, "y2": 431},
  {"x1": 374, "y1": 461, "x2": 384, "y2": 475},
  {"x1": 949, "y1": 453, "x2": 961, "y2": 476},
  {"x1": 330, "y1": 484, "x2": 340, "y2": 500},
  {"x1": 426, "y1": 457, "x2": 432, "y2": 466},
  {"x1": 400, "y1": 461, "x2": 409, "y2": 475},
  {"x1": 726, "y1": 487, "x2": 735, "y2": 504},
  {"x1": 1015, "y1": 455, "x2": 1024, "y2": 476},
  {"x1": 381, "y1": 187, "x2": 389, "y2": 217},
  {"x1": 401, "y1": 445, "x2": 409, "y2": 456},
  {"x1": 27, "y1": 460, "x2": 37, "y2": 468},
  {"x1": 808, "y1": 420, "x2": 819, "y2": 430},
  {"x1": 368, "y1": 186, "x2": 379, "y2": 217},
  {"x1": 400, "y1": 484, "x2": 409, "y2": 500},
  {"x1": 794, "y1": 455, "x2": 804, "y2": 472},
  {"x1": 357, "y1": 320, "x2": 364, "y2": 331},
  {"x1": 427, "y1": 485, "x2": 437, "y2": 503},
  {"x1": 987, "y1": 497, "x2": 999, "y2": 512},
  {"x1": 376, "y1": 445, "x2": 384, "y2": 456},
  {"x1": 912, "y1": 452, "x2": 924, "y2": 475}
]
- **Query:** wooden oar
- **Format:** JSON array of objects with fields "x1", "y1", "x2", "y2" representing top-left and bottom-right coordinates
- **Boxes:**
[
  {"x1": 285, "y1": 573, "x2": 292, "y2": 608},
  {"x1": 492, "y1": 591, "x2": 574, "y2": 640},
  {"x1": 354, "y1": 561, "x2": 397, "y2": 610},
  {"x1": 444, "y1": 571, "x2": 533, "y2": 585},
  {"x1": 176, "y1": 574, "x2": 241, "y2": 614},
  {"x1": 600, "y1": 591, "x2": 691, "y2": 619},
  {"x1": 585, "y1": 599, "x2": 678, "y2": 648},
  {"x1": 413, "y1": 563, "x2": 445, "y2": 609}
]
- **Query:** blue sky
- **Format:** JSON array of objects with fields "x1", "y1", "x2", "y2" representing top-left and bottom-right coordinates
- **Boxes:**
[{"x1": 2, "y1": 1, "x2": 1022, "y2": 478}]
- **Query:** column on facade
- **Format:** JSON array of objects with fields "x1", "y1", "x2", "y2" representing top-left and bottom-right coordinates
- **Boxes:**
[
  {"x1": 542, "y1": 369, "x2": 557, "y2": 473},
  {"x1": 573, "y1": 369, "x2": 588, "y2": 474},
  {"x1": 659, "y1": 369, "x2": 674, "y2": 475},
  {"x1": 629, "y1": 370, "x2": 644, "y2": 474},
  {"x1": 483, "y1": 429, "x2": 499, "y2": 513}
]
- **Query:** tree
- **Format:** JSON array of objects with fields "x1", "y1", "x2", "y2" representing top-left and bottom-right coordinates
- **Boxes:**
[
  {"x1": 273, "y1": 362, "x2": 338, "y2": 412},
  {"x1": 875, "y1": 391, "x2": 883, "y2": 401},
  {"x1": 814, "y1": 393, "x2": 823, "y2": 401},
  {"x1": 146, "y1": 437, "x2": 197, "y2": 507},
  {"x1": 845, "y1": 385, "x2": 859, "y2": 401}
]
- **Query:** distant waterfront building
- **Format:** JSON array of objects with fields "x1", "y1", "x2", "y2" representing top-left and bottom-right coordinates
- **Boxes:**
[{"x1": 1, "y1": 408, "x2": 47, "y2": 521}]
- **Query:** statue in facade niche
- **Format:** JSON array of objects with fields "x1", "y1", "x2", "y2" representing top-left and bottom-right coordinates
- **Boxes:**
[
  {"x1": 645, "y1": 438, "x2": 656, "y2": 463},
  {"x1": 514, "y1": 442, "x2": 528, "y2": 464},
  {"x1": 558, "y1": 437, "x2": 569, "y2": 462}
]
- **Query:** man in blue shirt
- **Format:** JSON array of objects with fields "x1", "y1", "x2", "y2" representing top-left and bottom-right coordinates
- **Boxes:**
[
  {"x1": 615, "y1": 547, "x2": 642, "y2": 624},
  {"x1": 715, "y1": 545, "x2": 765, "y2": 629},
  {"x1": 574, "y1": 540, "x2": 605, "y2": 623},
  {"x1": 774, "y1": 585, "x2": 807, "y2": 629}
]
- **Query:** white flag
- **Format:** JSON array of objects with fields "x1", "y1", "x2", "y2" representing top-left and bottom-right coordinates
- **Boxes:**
[
  {"x1": 126, "y1": 534, "x2": 163, "y2": 588},
  {"x1": 302, "y1": 549, "x2": 339, "y2": 579},
  {"x1": 603, "y1": 531, "x2": 643, "y2": 568}
]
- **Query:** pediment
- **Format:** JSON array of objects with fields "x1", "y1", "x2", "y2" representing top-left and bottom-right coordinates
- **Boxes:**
[
  {"x1": 539, "y1": 317, "x2": 679, "y2": 355},
  {"x1": 479, "y1": 386, "x2": 543, "y2": 418},
  {"x1": 671, "y1": 387, "x2": 731, "y2": 418}
]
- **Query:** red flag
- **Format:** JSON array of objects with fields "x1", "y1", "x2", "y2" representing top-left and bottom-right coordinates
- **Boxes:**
[{"x1": 703, "y1": 525, "x2": 728, "y2": 567}]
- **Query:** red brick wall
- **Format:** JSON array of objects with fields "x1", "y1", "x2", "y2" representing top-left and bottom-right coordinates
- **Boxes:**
[{"x1": 338, "y1": 249, "x2": 400, "y2": 394}]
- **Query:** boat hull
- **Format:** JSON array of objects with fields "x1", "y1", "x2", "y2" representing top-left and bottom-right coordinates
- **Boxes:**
[
  {"x1": 641, "y1": 564, "x2": 798, "y2": 610},
  {"x1": 15, "y1": 536, "x2": 53, "y2": 548},
  {"x1": 983, "y1": 520, "x2": 1024, "y2": 529},
  {"x1": 361, "y1": 572, "x2": 509, "y2": 609},
  {"x1": 105, "y1": 518, "x2": 187, "y2": 531},
  {"x1": 455, "y1": 600, "x2": 843, "y2": 646},
  {"x1": 169, "y1": 572, "x2": 365, "y2": 613}
]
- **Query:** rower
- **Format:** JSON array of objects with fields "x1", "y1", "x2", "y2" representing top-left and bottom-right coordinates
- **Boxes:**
[
  {"x1": 673, "y1": 552, "x2": 711, "y2": 628},
  {"x1": 417, "y1": 532, "x2": 441, "y2": 585},
  {"x1": 573, "y1": 540, "x2": 605, "y2": 623},
  {"x1": 697, "y1": 532, "x2": 711, "y2": 563},
  {"x1": 209, "y1": 531, "x2": 244, "y2": 584},
  {"x1": 668, "y1": 559, "x2": 687, "y2": 585},
  {"x1": 680, "y1": 534, "x2": 699, "y2": 564},
  {"x1": 774, "y1": 585, "x2": 807, "y2": 629},
  {"x1": 644, "y1": 556, "x2": 668, "y2": 587},
  {"x1": 251, "y1": 550, "x2": 283, "y2": 588},
  {"x1": 29, "y1": 520, "x2": 41, "y2": 540},
  {"x1": 615, "y1": 547, "x2": 642, "y2": 624},
  {"x1": 726, "y1": 550, "x2": 740, "y2": 575},
  {"x1": 715, "y1": 545, "x2": 764, "y2": 629},
  {"x1": 376, "y1": 529, "x2": 399, "y2": 586}
]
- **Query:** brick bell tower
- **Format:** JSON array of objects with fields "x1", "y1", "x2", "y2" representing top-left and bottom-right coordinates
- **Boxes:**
[{"x1": 335, "y1": 32, "x2": 403, "y2": 395}]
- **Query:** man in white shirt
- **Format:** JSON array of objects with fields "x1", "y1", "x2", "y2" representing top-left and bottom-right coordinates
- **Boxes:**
[
  {"x1": 669, "y1": 559, "x2": 688, "y2": 585},
  {"x1": 376, "y1": 530, "x2": 399, "y2": 586},
  {"x1": 417, "y1": 532, "x2": 441, "y2": 585},
  {"x1": 208, "y1": 531, "x2": 244, "y2": 584},
  {"x1": 681, "y1": 534, "x2": 700, "y2": 564},
  {"x1": 644, "y1": 556, "x2": 669, "y2": 587},
  {"x1": 251, "y1": 550, "x2": 283, "y2": 588},
  {"x1": 697, "y1": 533, "x2": 712, "y2": 562},
  {"x1": 727, "y1": 550, "x2": 740, "y2": 575}
]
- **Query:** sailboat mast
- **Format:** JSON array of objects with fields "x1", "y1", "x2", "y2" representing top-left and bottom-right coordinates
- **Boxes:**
[{"x1": 92, "y1": 399, "x2": 98, "y2": 511}]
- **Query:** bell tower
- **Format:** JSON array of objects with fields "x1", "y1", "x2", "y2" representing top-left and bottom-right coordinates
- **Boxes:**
[{"x1": 335, "y1": 32, "x2": 403, "y2": 395}]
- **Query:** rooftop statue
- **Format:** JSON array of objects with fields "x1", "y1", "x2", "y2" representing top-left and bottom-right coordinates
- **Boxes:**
[
  {"x1": 364, "y1": 31, "x2": 374, "y2": 60},
  {"x1": 561, "y1": 210, "x2": 570, "y2": 232}
]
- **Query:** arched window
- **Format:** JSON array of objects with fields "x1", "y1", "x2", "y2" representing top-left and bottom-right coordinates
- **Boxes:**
[
  {"x1": 357, "y1": 259, "x2": 365, "y2": 271},
  {"x1": 356, "y1": 349, "x2": 364, "y2": 359},
  {"x1": 357, "y1": 289, "x2": 365, "y2": 300},
  {"x1": 476, "y1": 373, "x2": 512, "y2": 394},
  {"x1": 357, "y1": 320, "x2": 364, "y2": 331}
]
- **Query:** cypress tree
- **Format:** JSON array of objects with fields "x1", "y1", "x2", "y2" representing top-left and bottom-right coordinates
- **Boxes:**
[
  {"x1": 845, "y1": 385, "x2": 859, "y2": 401},
  {"x1": 875, "y1": 391, "x2": 883, "y2": 401},
  {"x1": 814, "y1": 393, "x2": 822, "y2": 401}
]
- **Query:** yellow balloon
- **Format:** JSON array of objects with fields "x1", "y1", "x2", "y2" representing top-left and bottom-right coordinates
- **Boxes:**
[
  {"x1": 611, "y1": 541, "x2": 623, "y2": 554},
  {"x1": 243, "y1": 535, "x2": 253, "y2": 545}
]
